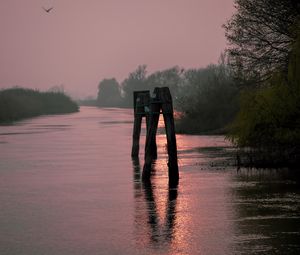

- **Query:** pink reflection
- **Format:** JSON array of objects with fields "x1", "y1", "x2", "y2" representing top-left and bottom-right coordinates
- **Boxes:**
[
  {"x1": 132, "y1": 159, "x2": 178, "y2": 251},
  {"x1": 1, "y1": 107, "x2": 235, "y2": 255}
]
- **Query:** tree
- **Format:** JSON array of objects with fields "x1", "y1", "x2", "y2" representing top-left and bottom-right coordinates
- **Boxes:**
[
  {"x1": 121, "y1": 65, "x2": 147, "y2": 107},
  {"x1": 175, "y1": 60, "x2": 239, "y2": 133},
  {"x1": 145, "y1": 66, "x2": 182, "y2": 98},
  {"x1": 228, "y1": 33, "x2": 300, "y2": 166},
  {"x1": 224, "y1": 0, "x2": 300, "y2": 83},
  {"x1": 97, "y1": 78, "x2": 122, "y2": 107}
]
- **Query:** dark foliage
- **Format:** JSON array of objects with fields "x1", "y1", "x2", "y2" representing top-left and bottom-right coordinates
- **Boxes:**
[
  {"x1": 175, "y1": 60, "x2": 239, "y2": 134},
  {"x1": 0, "y1": 88, "x2": 79, "y2": 123},
  {"x1": 97, "y1": 78, "x2": 122, "y2": 107},
  {"x1": 121, "y1": 65, "x2": 148, "y2": 107},
  {"x1": 228, "y1": 33, "x2": 300, "y2": 167},
  {"x1": 97, "y1": 66, "x2": 182, "y2": 108},
  {"x1": 224, "y1": 0, "x2": 300, "y2": 83}
]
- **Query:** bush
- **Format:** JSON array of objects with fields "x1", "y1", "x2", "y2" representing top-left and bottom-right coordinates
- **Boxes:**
[
  {"x1": 228, "y1": 34, "x2": 300, "y2": 166},
  {"x1": 0, "y1": 88, "x2": 79, "y2": 123}
]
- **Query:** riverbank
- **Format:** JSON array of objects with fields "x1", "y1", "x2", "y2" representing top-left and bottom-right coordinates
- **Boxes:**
[{"x1": 0, "y1": 88, "x2": 79, "y2": 123}]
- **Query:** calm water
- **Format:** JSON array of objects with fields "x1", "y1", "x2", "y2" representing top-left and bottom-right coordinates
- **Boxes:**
[{"x1": 0, "y1": 107, "x2": 299, "y2": 255}]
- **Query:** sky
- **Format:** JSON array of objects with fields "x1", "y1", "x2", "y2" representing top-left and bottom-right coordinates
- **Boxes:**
[{"x1": 0, "y1": 0, "x2": 234, "y2": 99}]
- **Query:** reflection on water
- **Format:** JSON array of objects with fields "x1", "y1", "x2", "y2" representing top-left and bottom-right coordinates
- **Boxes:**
[
  {"x1": 132, "y1": 159, "x2": 177, "y2": 250},
  {"x1": 231, "y1": 169, "x2": 300, "y2": 255},
  {"x1": 0, "y1": 107, "x2": 299, "y2": 255}
]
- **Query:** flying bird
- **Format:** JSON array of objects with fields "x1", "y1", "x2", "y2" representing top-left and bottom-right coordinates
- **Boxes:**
[{"x1": 42, "y1": 7, "x2": 53, "y2": 13}]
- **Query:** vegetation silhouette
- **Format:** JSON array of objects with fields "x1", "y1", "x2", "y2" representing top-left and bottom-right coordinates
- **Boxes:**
[
  {"x1": 97, "y1": 78, "x2": 122, "y2": 107},
  {"x1": 0, "y1": 87, "x2": 79, "y2": 123},
  {"x1": 224, "y1": 0, "x2": 300, "y2": 82},
  {"x1": 226, "y1": 0, "x2": 300, "y2": 168}
]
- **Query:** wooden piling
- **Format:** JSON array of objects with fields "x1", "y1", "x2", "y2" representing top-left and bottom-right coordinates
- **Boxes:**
[
  {"x1": 142, "y1": 87, "x2": 179, "y2": 185},
  {"x1": 142, "y1": 98, "x2": 160, "y2": 180},
  {"x1": 131, "y1": 91, "x2": 150, "y2": 158},
  {"x1": 160, "y1": 88, "x2": 179, "y2": 185}
]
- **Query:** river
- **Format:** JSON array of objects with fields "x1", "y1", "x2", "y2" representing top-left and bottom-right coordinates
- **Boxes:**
[{"x1": 0, "y1": 106, "x2": 299, "y2": 255}]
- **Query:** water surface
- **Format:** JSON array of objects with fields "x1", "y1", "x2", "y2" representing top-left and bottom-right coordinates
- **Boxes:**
[{"x1": 0, "y1": 107, "x2": 299, "y2": 254}]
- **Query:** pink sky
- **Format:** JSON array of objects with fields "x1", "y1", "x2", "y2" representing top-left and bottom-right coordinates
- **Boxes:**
[{"x1": 0, "y1": 0, "x2": 234, "y2": 98}]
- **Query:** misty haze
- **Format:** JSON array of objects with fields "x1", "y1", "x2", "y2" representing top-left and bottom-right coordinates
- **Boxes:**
[{"x1": 1, "y1": 1, "x2": 300, "y2": 255}]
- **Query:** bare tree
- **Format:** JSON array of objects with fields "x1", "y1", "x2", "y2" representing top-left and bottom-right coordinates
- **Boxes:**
[{"x1": 224, "y1": 0, "x2": 300, "y2": 83}]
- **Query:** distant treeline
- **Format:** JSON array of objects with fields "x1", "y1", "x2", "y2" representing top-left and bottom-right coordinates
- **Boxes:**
[
  {"x1": 0, "y1": 88, "x2": 79, "y2": 123},
  {"x1": 95, "y1": 58, "x2": 239, "y2": 134}
]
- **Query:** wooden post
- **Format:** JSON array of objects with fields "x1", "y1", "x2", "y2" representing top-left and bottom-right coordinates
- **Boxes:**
[
  {"x1": 142, "y1": 87, "x2": 179, "y2": 185},
  {"x1": 142, "y1": 92, "x2": 160, "y2": 180},
  {"x1": 131, "y1": 114, "x2": 142, "y2": 158},
  {"x1": 160, "y1": 87, "x2": 179, "y2": 185},
  {"x1": 131, "y1": 91, "x2": 150, "y2": 158}
]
